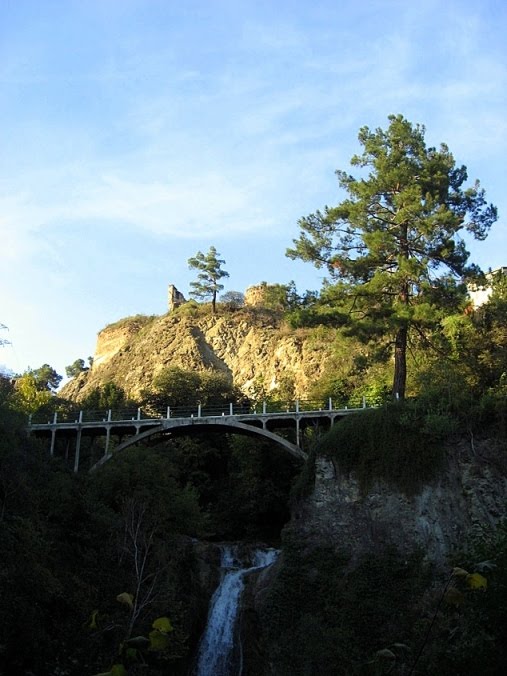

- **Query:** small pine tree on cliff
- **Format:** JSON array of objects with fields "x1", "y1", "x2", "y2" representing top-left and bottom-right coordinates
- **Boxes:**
[{"x1": 188, "y1": 246, "x2": 229, "y2": 314}]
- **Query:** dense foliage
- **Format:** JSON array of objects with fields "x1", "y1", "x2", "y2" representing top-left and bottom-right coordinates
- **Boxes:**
[
  {"x1": 317, "y1": 403, "x2": 447, "y2": 494},
  {"x1": 0, "y1": 377, "x2": 299, "y2": 674},
  {"x1": 259, "y1": 529, "x2": 507, "y2": 675},
  {"x1": 141, "y1": 365, "x2": 247, "y2": 414}
]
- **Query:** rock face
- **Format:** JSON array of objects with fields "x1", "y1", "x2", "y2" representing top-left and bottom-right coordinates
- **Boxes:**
[
  {"x1": 290, "y1": 436, "x2": 507, "y2": 567},
  {"x1": 92, "y1": 317, "x2": 151, "y2": 369},
  {"x1": 61, "y1": 309, "x2": 337, "y2": 402}
]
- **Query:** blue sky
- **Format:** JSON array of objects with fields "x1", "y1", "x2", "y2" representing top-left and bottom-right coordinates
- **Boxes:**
[{"x1": 1, "y1": 0, "x2": 505, "y2": 380}]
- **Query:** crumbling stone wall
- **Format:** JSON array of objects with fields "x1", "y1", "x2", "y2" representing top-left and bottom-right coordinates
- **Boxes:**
[{"x1": 168, "y1": 284, "x2": 186, "y2": 312}]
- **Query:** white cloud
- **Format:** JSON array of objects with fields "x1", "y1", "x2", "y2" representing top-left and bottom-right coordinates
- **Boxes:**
[{"x1": 0, "y1": 166, "x2": 278, "y2": 261}]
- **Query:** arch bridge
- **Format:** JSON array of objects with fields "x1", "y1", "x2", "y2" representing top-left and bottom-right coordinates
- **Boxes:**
[{"x1": 28, "y1": 399, "x2": 369, "y2": 472}]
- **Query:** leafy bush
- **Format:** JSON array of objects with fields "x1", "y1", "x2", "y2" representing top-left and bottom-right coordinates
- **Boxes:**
[
  {"x1": 219, "y1": 290, "x2": 245, "y2": 308},
  {"x1": 317, "y1": 403, "x2": 446, "y2": 493},
  {"x1": 142, "y1": 366, "x2": 245, "y2": 413}
]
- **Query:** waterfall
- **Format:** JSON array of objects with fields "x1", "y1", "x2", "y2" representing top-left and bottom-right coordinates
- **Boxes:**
[{"x1": 194, "y1": 545, "x2": 278, "y2": 676}]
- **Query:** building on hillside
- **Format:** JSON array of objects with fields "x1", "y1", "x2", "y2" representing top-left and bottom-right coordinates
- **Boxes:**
[{"x1": 468, "y1": 267, "x2": 507, "y2": 308}]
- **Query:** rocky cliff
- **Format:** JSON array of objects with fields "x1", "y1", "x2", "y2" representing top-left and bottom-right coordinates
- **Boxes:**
[
  {"x1": 289, "y1": 434, "x2": 507, "y2": 567},
  {"x1": 62, "y1": 307, "x2": 337, "y2": 403}
]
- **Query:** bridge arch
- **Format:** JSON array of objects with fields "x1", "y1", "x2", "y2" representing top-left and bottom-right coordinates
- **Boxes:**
[{"x1": 91, "y1": 417, "x2": 307, "y2": 471}]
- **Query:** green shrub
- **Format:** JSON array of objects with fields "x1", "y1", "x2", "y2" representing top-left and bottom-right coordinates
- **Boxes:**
[{"x1": 317, "y1": 403, "x2": 446, "y2": 494}]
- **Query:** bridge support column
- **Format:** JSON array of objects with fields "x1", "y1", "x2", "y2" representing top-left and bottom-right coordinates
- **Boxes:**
[
  {"x1": 103, "y1": 410, "x2": 112, "y2": 457},
  {"x1": 49, "y1": 412, "x2": 57, "y2": 456},
  {"x1": 73, "y1": 411, "x2": 83, "y2": 473},
  {"x1": 105, "y1": 426, "x2": 111, "y2": 456}
]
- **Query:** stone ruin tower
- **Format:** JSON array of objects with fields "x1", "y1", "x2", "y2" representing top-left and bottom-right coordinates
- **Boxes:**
[
  {"x1": 168, "y1": 284, "x2": 186, "y2": 312},
  {"x1": 244, "y1": 282, "x2": 275, "y2": 307}
]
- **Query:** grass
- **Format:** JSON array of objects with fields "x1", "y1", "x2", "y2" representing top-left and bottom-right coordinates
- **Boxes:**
[{"x1": 103, "y1": 314, "x2": 158, "y2": 332}]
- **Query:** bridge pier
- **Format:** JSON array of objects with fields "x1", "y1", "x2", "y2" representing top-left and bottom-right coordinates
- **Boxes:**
[
  {"x1": 49, "y1": 412, "x2": 58, "y2": 456},
  {"x1": 73, "y1": 411, "x2": 83, "y2": 473},
  {"x1": 50, "y1": 429, "x2": 56, "y2": 456},
  {"x1": 73, "y1": 429, "x2": 82, "y2": 472},
  {"x1": 105, "y1": 426, "x2": 111, "y2": 456},
  {"x1": 103, "y1": 410, "x2": 113, "y2": 456}
]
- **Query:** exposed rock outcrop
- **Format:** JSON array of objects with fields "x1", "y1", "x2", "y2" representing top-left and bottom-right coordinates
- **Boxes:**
[
  {"x1": 289, "y1": 436, "x2": 507, "y2": 567},
  {"x1": 61, "y1": 309, "x2": 338, "y2": 402}
]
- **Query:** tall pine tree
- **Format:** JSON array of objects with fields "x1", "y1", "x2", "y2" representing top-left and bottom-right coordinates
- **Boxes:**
[{"x1": 287, "y1": 115, "x2": 497, "y2": 398}]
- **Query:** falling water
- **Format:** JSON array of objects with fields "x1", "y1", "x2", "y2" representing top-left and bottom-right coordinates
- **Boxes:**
[{"x1": 194, "y1": 545, "x2": 279, "y2": 676}]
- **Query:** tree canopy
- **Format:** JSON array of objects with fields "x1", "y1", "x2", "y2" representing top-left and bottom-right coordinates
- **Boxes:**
[
  {"x1": 188, "y1": 246, "x2": 229, "y2": 313},
  {"x1": 65, "y1": 358, "x2": 88, "y2": 378},
  {"x1": 31, "y1": 364, "x2": 62, "y2": 391},
  {"x1": 287, "y1": 114, "x2": 497, "y2": 398},
  {"x1": 10, "y1": 364, "x2": 62, "y2": 414},
  {"x1": 220, "y1": 290, "x2": 245, "y2": 308}
]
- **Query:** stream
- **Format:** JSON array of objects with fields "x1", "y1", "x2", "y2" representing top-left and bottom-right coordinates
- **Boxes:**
[{"x1": 194, "y1": 545, "x2": 279, "y2": 676}]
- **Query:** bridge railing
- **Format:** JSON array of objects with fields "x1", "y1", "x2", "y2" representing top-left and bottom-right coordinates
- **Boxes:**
[
  {"x1": 28, "y1": 398, "x2": 366, "y2": 427},
  {"x1": 30, "y1": 407, "x2": 151, "y2": 425}
]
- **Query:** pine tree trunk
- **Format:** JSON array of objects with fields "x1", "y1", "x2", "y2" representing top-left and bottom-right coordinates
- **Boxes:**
[
  {"x1": 394, "y1": 227, "x2": 409, "y2": 400},
  {"x1": 392, "y1": 324, "x2": 407, "y2": 399}
]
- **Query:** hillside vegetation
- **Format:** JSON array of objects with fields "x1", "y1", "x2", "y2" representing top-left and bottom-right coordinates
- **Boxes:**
[{"x1": 55, "y1": 274, "x2": 507, "y2": 426}]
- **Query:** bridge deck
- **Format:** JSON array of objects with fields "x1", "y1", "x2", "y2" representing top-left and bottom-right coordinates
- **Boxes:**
[{"x1": 28, "y1": 407, "x2": 359, "y2": 432}]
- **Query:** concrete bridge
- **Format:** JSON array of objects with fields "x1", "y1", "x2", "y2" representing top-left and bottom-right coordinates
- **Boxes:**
[{"x1": 28, "y1": 399, "x2": 369, "y2": 472}]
